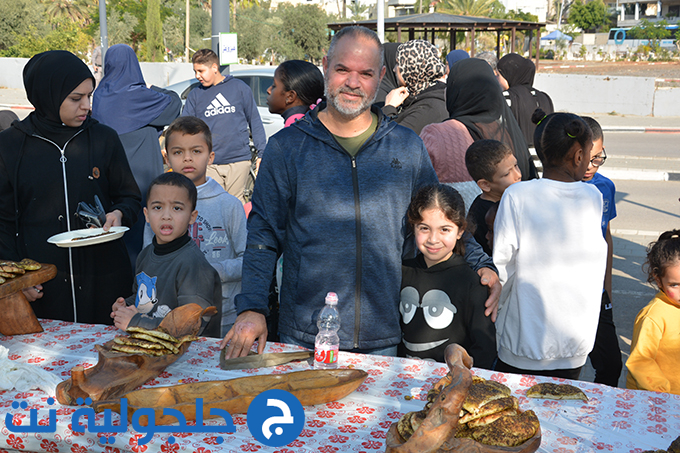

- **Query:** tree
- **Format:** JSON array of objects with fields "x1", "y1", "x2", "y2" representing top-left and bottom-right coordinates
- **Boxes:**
[
  {"x1": 160, "y1": 0, "x2": 211, "y2": 58},
  {"x1": 348, "y1": 0, "x2": 369, "y2": 19},
  {"x1": 273, "y1": 3, "x2": 329, "y2": 63},
  {"x1": 568, "y1": 0, "x2": 607, "y2": 32},
  {"x1": 146, "y1": 0, "x2": 164, "y2": 61},
  {"x1": 43, "y1": 0, "x2": 89, "y2": 26},
  {"x1": 628, "y1": 19, "x2": 671, "y2": 52},
  {"x1": 6, "y1": 21, "x2": 90, "y2": 57},
  {"x1": 438, "y1": 0, "x2": 495, "y2": 17},
  {"x1": 94, "y1": 10, "x2": 139, "y2": 47},
  {"x1": 234, "y1": 4, "x2": 276, "y2": 61},
  {"x1": 0, "y1": 0, "x2": 48, "y2": 52}
]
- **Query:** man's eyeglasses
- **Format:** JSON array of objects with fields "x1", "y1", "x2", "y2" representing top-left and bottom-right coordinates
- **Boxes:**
[{"x1": 590, "y1": 148, "x2": 607, "y2": 167}]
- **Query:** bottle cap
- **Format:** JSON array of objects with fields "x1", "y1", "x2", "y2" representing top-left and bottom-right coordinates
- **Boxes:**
[{"x1": 325, "y1": 292, "x2": 338, "y2": 306}]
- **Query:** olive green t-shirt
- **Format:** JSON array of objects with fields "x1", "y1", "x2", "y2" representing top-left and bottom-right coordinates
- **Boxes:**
[{"x1": 332, "y1": 113, "x2": 379, "y2": 157}]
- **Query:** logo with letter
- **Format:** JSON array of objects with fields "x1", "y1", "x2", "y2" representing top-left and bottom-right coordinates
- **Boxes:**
[
  {"x1": 205, "y1": 93, "x2": 235, "y2": 117},
  {"x1": 246, "y1": 389, "x2": 304, "y2": 447}
]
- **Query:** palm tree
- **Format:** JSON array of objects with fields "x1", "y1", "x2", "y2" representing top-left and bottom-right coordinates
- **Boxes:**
[
  {"x1": 438, "y1": 0, "x2": 494, "y2": 16},
  {"x1": 349, "y1": 0, "x2": 369, "y2": 19},
  {"x1": 44, "y1": 0, "x2": 90, "y2": 25}
]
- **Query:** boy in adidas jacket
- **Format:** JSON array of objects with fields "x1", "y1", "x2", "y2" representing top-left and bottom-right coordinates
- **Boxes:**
[{"x1": 182, "y1": 49, "x2": 266, "y2": 203}]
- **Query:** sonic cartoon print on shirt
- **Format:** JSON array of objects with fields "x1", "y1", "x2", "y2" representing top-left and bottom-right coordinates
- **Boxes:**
[
  {"x1": 135, "y1": 272, "x2": 171, "y2": 318},
  {"x1": 400, "y1": 287, "x2": 457, "y2": 359}
]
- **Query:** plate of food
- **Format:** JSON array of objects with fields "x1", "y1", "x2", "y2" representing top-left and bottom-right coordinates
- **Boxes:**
[{"x1": 47, "y1": 226, "x2": 129, "y2": 248}]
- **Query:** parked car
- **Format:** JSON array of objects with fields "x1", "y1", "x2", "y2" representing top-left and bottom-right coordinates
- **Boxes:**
[{"x1": 166, "y1": 66, "x2": 284, "y2": 139}]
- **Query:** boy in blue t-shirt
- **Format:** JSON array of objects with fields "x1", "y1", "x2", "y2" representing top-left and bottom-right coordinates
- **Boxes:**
[{"x1": 582, "y1": 116, "x2": 623, "y2": 387}]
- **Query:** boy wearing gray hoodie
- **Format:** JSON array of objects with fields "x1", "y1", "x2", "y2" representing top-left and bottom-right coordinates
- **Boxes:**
[{"x1": 145, "y1": 116, "x2": 247, "y2": 335}]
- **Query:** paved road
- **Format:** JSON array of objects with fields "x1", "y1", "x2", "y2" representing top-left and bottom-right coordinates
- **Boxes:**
[{"x1": 580, "y1": 131, "x2": 679, "y2": 387}]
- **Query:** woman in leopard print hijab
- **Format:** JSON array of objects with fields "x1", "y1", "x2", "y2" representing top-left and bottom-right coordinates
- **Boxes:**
[
  {"x1": 382, "y1": 40, "x2": 448, "y2": 135},
  {"x1": 396, "y1": 40, "x2": 446, "y2": 97}
]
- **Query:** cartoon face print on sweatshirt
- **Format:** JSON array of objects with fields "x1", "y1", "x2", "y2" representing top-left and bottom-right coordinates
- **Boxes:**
[
  {"x1": 135, "y1": 272, "x2": 171, "y2": 318},
  {"x1": 400, "y1": 286, "x2": 457, "y2": 353}
]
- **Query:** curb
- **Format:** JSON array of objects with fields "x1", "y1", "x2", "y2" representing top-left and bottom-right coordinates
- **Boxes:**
[
  {"x1": 0, "y1": 104, "x2": 33, "y2": 110},
  {"x1": 598, "y1": 167, "x2": 680, "y2": 181},
  {"x1": 602, "y1": 126, "x2": 680, "y2": 133}
]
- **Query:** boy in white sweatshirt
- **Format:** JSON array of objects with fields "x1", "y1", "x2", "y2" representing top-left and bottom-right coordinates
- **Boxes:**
[{"x1": 145, "y1": 116, "x2": 247, "y2": 335}]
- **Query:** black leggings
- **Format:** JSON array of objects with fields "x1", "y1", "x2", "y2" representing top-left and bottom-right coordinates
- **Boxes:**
[
  {"x1": 588, "y1": 291, "x2": 623, "y2": 387},
  {"x1": 495, "y1": 359, "x2": 582, "y2": 380}
]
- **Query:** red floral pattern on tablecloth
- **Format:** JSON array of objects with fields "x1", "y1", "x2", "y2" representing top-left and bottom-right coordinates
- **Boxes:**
[{"x1": 0, "y1": 319, "x2": 677, "y2": 453}]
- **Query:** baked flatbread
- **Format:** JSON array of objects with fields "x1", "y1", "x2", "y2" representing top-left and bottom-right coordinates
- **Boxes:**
[
  {"x1": 472, "y1": 410, "x2": 540, "y2": 447},
  {"x1": 668, "y1": 435, "x2": 680, "y2": 453},
  {"x1": 16, "y1": 258, "x2": 41, "y2": 271},
  {"x1": 460, "y1": 396, "x2": 518, "y2": 424},
  {"x1": 111, "y1": 344, "x2": 170, "y2": 357},
  {"x1": 126, "y1": 326, "x2": 179, "y2": 343},
  {"x1": 526, "y1": 383, "x2": 588, "y2": 401},
  {"x1": 397, "y1": 412, "x2": 416, "y2": 440},
  {"x1": 114, "y1": 336, "x2": 164, "y2": 349},
  {"x1": 463, "y1": 380, "x2": 512, "y2": 415},
  {"x1": 129, "y1": 333, "x2": 180, "y2": 354},
  {"x1": 468, "y1": 407, "x2": 520, "y2": 429},
  {"x1": 0, "y1": 264, "x2": 24, "y2": 274}
]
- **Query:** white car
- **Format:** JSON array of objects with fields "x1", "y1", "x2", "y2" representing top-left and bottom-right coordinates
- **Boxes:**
[{"x1": 166, "y1": 66, "x2": 284, "y2": 139}]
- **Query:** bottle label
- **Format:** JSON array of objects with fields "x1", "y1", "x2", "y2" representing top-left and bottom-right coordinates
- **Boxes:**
[{"x1": 315, "y1": 345, "x2": 339, "y2": 365}]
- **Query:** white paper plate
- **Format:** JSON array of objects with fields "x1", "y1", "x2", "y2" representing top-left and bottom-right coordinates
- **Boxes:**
[{"x1": 47, "y1": 226, "x2": 129, "y2": 248}]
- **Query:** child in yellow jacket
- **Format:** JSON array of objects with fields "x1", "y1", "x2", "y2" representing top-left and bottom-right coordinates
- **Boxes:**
[{"x1": 626, "y1": 230, "x2": 680, "y2": 394}]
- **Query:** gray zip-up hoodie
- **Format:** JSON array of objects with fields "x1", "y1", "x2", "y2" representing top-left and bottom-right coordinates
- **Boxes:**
[{"x1": 236, "y1": 105, "x2": 493, "y2": 350}]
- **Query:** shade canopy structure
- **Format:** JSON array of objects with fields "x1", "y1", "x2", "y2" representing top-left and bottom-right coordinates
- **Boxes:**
[
  {"x1": 541, "y1": 29, "x2": 573, "y2": 41},
  {"x1": 327, "y1": 12, "x2": 546, "y2": 68}
]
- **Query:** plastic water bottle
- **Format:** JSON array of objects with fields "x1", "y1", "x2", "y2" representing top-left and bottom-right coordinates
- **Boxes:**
[{"x1": 314, "y1": 292, "x2": 340, "y2": 370}]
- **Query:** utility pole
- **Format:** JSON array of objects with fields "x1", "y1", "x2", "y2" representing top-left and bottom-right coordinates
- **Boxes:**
[
  {"x1": 212, "y1": 0, "x2": 230, "y2": 75},
  {"x1": 377, "y1": 0, "x2": 384, "y2": 42},
  {"x1": 185, "y1": 0, "x2": 190, "y2": 62},
  {"x1": 99, "y1": 0, "x2": 109, "y2": 69},
  {"x1": 557, "y1": 0, "x2": 565, "y2": 29}
]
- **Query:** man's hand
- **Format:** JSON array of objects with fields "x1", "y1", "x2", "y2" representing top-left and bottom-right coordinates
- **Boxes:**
[
  {"x1": 23, "y1": 285, "x2": 43, "y2": 302},
  {"x1": 385, "y1": 87, "x2": 409, "y2": 108},
  {"x1": 220, "y1": 311, "x2": 268, "y2": 359},
  {"x1": 478, "y1": 267, "x2": 501, "y2": 322},
  {"x1": 112, "y1": 303, "x2": 138, "y2": 331},
  {"x1": 103, "y1": 209, "x2": 123, "y2": 231}
]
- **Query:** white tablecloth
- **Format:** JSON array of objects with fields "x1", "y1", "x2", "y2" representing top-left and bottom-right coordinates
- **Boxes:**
[{"x1": 1, "y1": 319, "x2": 678, "y2": 452}]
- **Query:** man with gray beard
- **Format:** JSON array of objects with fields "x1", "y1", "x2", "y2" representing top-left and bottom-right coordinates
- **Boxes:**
[{"x1": 221, "y1": 26, "x2": 499, "y2": 358}]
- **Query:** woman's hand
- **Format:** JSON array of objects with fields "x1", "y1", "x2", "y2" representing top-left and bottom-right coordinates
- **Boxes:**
[
  {"x1": 23, "y1": 285, "x2": 43, "y2": 302},
  {"x1": 385, "y1": 87, "x2": 409, "y2": 108},
  {"x1": 103, "y1": 209, "x2": 123, "y2": 231}
]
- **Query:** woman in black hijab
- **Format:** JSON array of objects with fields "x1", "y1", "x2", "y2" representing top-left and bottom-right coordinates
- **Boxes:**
[
  {"x1": 374, "y1": 42, "x2": 400, "y2": 107},
  {"x1": 0, "y1": 110, "x2": 19, "y2": 131},
  {"x1": 0, "y1": 50, "x2": 141, "y2": 325},
  {"x1": 420, "y1": 58, "x2": 536, "y2": 212},
  {"x1": 446, "y1": 58, "x2": 537, "y2": 180},
  {"x1": 497, "y1": 53, "x2": 554, "y2": 148}
]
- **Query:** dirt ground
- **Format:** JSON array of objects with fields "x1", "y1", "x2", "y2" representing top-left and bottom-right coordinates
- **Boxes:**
[{"x1": 537, "y1": 59, "x2": 680, "y2": 81}]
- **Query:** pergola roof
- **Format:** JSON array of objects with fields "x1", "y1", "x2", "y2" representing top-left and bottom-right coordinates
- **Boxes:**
[
  {"x1": 327, "y1": 12, "x2": 545, "y2": 66},
  {"x1": 327, "y1": 12, "x2": 544, "y2": 33}
]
